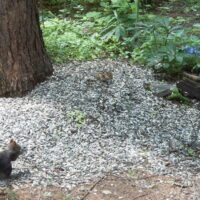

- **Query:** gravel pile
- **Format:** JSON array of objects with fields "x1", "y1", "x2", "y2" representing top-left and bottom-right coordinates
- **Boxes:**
[{"x1": 0, "y1": 59, "x2": 200, "y2": 190}]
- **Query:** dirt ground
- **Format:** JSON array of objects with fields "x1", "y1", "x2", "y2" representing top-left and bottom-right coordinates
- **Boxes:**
[
  {"x1": 1, "y1": 170, "x2": 200, "y2": 200},
  {"x1": 70, "y1": 171, "x2": 200, "y2": 200}
]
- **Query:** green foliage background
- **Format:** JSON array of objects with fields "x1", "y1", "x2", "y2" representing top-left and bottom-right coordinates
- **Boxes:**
[{"x1": 39, "y1": 0, "x2": 200, "y2": 75}]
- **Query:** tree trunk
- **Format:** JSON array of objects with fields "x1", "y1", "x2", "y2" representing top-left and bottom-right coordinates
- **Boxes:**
[{"x1": 0, "y1": 0, "x2": 53, "y2": 97}]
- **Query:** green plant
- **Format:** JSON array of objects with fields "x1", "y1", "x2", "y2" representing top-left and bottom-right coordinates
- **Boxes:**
[
  {"x1": 100, "y1": 0, "x2": 140, "y2": 41},
  {"x1": 4, "y1": 188, "x2": 17, "y2": 200},
  {"x1": 68, "y1": 110, "x2": 86, "y2": 126},
  {"x1": 129, "y1": 169, "x2": 137, "y2": 177},
  {"x1": 41, "y1": 16, "x2": 108, "y2": 62},
  {"x1": 131, "y1": 17, "x2": 200, "y2": 76},
  {"x1": 167, "y1": 88, "x2": 191, "y2": 104},
  {"x1": 62, "y1": 197, "x2": 70, "y2": 200},
  {"x1": 187, "y1": 149, "x2": 197, "y2": 157},
  {"x1": 39, "y1": 0, "x2": 200, "y2": 78}
]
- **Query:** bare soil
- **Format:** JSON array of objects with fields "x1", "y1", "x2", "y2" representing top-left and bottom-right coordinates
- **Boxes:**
[
  {"x1": 1, "y1": 170, "x2": 200, "y2": 200},
  {"x1": 71, "y1": 171, "x2": 200, "y2": 200}
]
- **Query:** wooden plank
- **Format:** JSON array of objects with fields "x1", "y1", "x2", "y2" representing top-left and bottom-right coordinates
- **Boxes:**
[
  {"x1": 177, "y1": 78, "x2": 200, "y2": 100},
  {"x1": 183, "y1": 72, "x2": 200, "y2": 82}
]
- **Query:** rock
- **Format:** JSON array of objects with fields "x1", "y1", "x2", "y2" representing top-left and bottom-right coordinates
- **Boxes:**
[
  {"x1": 102, "y1": 190, "x2": 112, "y2": 195},
  {"x1": 43, "y1": 192, "x2": 53, "y2": 197},
  {"x1": 151, "y1": 83, "x2": 176, "y2": 97},
  {"x1": 79, "y1": 187, "x2": 89, "y2": 192}
]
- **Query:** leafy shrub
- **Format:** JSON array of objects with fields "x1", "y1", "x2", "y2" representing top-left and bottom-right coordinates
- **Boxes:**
[
  {"x1": 98, "y1": 1, "x2": 200, "y2": 77},
  {"x1": 131, "y1": 17, "x2": 200, "y2": 76},
  {"x1": 41, "y1": 14, "x2": 123, "y2": 62},
  {"x1": 100, "y1": 0, "x2": 140, "y2": 41}
]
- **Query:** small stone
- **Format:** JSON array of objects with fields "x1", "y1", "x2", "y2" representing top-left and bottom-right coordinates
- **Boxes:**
[
  {"x1": 102, "y1": 190, "x2": 112, "y2": 195},
  {"x1": 79, "y1": 187, "x2": 88, "y2": 192},
  {"x1": 43, "y1": 192, "x2": 53, "y2": 197}
]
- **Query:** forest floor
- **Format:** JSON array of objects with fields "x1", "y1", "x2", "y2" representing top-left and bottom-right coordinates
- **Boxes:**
[{"x1": 2, "y1": 170, "x2": 200, "y2": 200}]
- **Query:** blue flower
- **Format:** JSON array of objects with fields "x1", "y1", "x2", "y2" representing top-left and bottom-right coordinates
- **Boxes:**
[{"x1": 182, "y1": 45, "x2": 200, "y2": 56}]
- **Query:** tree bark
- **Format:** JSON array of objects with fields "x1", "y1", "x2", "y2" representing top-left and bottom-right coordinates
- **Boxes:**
[{"x1": 0, "y1": 0, "x2": 53, "y2": 97}]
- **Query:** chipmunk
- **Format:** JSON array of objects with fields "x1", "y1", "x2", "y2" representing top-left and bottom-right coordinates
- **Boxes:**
[
  {"x1": 0, "y1": 139, "x2": 21, "y2": 179},
  {"x1": 96, "y1": 72, "x2": 113, "y2": 82}
]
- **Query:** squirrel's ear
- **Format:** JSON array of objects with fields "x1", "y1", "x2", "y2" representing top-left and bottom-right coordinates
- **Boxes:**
[{"x1": 10, "y1": 139, "x2": 16, "y2": 144}]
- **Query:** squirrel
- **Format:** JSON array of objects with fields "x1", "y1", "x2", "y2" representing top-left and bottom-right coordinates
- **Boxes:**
[{"x1": 0, "y1": 139, "x2": 21, "y2": 179}]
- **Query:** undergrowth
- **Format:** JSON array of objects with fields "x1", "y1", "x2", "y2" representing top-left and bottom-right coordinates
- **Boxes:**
[
  {"x1": 41, "y1": 12, "x2": 125, "y2": 62},
  {"x1": 41, "y1": 15, "x2": 104, "y2": 62},
  {"x1": 40, "y1": 0, "x2": 200, "y2": 76}
]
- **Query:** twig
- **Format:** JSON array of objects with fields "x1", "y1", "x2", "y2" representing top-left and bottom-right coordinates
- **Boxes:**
[
  {"x1": 80, "y1": 175, "x2": 107, "y2": 200},
  {"x1": 133, "y1": 193, "x2": 150, "y2": 200},
  {"x1": 112, "y1": 173, "x2": 158, "y2": 182},
  {"x1": 137, "y1": 175, "x2": 158, "y2": 180}
]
